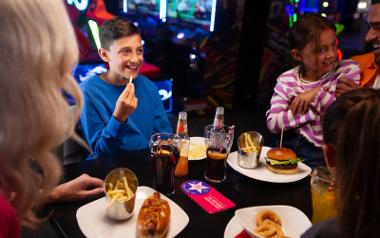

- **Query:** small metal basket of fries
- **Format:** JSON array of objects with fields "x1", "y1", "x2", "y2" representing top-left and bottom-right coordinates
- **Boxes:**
[
  {"x1": 237, "y1": 131, "x2": 264, "y2": 169},
  {"x1": 104, "y1": 167, "x2": 138, "y2": 220}
]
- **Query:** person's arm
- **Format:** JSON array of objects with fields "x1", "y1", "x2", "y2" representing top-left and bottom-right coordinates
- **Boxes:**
[
  {"x1": 309, "y1": 87, "x2": 336, "y2": 114},
  {"x1": 336, "y1": 61, "x2": 362, "y2": 97},
  {"x1": 153, "y1": 90, "x2": 172, "y2": 133},
  {"x1": 266, "y1": 82, "x2": 319, "y2": 133},
  {"x1": 44, "y1": 174, "x2": 104, "y2": 203},
  {"x1": 81, "y1": 99, "x2": 149, "y2": 157},
  {"x1": 81, "y1": 87, "x2": 150, "y2": 157},
  {"x1": 289, "y1": 86, "x2": 323, "y2": 115}
]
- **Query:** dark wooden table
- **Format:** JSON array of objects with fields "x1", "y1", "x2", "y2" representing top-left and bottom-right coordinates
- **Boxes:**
[{"x1": 50, "y1": 149, "x2": 312, "y2": 238}]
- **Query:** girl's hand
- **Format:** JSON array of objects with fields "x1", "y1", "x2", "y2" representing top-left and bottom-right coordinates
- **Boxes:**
[
  {"x1": 289, "y1": 87, "x2": 321, "y2": 115},
  {"x1": 336, "y1": 78, "x2": 360, "y2": 97}
]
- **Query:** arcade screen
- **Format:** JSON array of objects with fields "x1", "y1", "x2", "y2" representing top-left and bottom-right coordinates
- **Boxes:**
[
  {"x1": 128, "y1": 0, "x2": 160, "y2": 16},
  {"x1": 167, "y1": 0, "x2": 213, "y2": 28}
]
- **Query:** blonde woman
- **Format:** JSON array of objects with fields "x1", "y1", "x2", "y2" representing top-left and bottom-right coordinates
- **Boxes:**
[{"x1": 0, "y1": 0, "x2": 103, "y2": 236}]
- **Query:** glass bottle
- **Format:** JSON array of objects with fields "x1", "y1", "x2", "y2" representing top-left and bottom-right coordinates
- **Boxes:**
[
  {"x1": 212, "y1": 106, "x2": 225, "y2": 131},
  {"x1": 176, "y1": 111, "x2": 188, "y2": 138},
  {"x1": 175, "y1": 112, "x2": 189, "y2": 177}
]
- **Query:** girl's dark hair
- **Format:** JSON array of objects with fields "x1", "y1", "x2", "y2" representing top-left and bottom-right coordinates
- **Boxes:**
[
  {"x1": 323, "y1": 88, "x2": 380, "y2": 238},
  {"x1": 99, "y1": 17, "x2": 141, "y2": 50},
  {"x1": 289, "y1": 13, "x2": 336, "y2": 50}
]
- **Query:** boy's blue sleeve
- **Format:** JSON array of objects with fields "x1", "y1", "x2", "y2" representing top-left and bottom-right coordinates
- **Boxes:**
[
  {"x1": 80, "y1": 93, "x2": 147, "y2": 158},
  {"x1": 153, "y1": 90, "x2": 173, "y2": 134}
]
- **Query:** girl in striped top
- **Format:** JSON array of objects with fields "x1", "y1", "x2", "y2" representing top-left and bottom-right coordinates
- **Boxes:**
[{"x1": 266, "y1": 14, "x2": 360, "y2": 168}]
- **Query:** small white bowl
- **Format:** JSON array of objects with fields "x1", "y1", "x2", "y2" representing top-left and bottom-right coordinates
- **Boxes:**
[{"x1": 235, "y1": 205, "x2": 312, "y2": 238}]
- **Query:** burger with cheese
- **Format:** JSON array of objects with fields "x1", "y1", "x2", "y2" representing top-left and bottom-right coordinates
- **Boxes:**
[{"x1": 265, "y1": 147, "x2": 302, "y2": 174}]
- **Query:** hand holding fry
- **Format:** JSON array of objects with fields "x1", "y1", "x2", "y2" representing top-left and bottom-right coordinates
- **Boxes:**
[{"x1": 113, "y1": 82, "x2": 138, "y2": 122}]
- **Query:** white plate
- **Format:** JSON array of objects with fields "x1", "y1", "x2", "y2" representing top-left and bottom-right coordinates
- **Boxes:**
[
  {"x1": 227, "y1": 146, "x2": 312, "y2": 183},
  {"x1": 188, "y1": 137, "x2": 206, "y2": 161},
  {"x1": 76, "y1": 186, "x2": 189, "y2": 238},
  {"x1": 235, "y1": 205, "x2": 312, "y2": 238},
  {"x1": 224, "y1": 216, "x2": 244, "y2": 238}
]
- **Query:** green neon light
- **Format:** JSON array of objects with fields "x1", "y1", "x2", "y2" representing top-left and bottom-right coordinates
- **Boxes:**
[
  {"x1": 88, "y1": 20, "x2": 100, "y2": 49},
  {"x1": 293, "y1": 13, "x2": 297, "y2": 23},
  {"x1": 289, "y1": 16, "x2": 293, "y2": 27},
  {"x1": 335, "y1": 23, "x2": 345, "y2": 35}
]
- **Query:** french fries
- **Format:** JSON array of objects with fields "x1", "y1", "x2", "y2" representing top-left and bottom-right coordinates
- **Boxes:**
[
  {"x1": 107, "y1": 177, "x2": 134, "y2": 207},
  {"x1": 188, "y1": 141, "x2": 206, "y2": 159},
  {"x1": 240, "y1": 133, "x2": 260, "y2": 153}
]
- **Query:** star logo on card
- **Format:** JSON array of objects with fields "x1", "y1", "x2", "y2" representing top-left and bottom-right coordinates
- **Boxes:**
[{"x1": 181, "y1": 180, "x2": 210, "y2": 195}]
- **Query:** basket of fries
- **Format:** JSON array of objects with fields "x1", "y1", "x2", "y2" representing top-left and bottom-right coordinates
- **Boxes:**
[
  {"x1": 104, "y1": 167, "x2": 138, "y2": 220},
  {"x1": 237, "y1": 131, "x2": 264, "y2": 169}
]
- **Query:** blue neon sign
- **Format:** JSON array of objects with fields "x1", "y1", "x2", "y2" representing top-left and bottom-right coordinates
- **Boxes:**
[{"x1": 66, "y1": 0, "x2": 89, "y2": 11}]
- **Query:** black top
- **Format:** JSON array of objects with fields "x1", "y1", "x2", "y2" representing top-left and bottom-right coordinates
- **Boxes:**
[{"x1": 301, "y1": 218, "x2": 340, "y2": 238}]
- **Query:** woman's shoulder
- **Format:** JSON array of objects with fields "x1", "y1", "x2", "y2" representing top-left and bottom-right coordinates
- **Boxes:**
[{"x1": 0, "y1": 193, "x2": 20, "y2": 236}]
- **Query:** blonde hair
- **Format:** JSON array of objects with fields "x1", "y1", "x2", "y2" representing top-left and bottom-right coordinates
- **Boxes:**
[{"x1": 0, "y1": 0, "x2": 82, "y2": 227}]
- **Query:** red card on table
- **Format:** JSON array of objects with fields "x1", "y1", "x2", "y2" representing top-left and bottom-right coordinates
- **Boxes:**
[{"x1": 181, "y1": 180, "x2": 235, "y2": 214}]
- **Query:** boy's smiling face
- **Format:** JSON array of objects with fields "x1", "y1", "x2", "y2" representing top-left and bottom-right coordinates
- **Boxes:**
[{"x1": 102, "y1": 34, "x2": 144, "y2": 81}]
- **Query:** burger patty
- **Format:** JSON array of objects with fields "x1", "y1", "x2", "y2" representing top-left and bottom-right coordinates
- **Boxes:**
[{"x1": 266, "y1": 162, "x2": 297, "y2": 170}]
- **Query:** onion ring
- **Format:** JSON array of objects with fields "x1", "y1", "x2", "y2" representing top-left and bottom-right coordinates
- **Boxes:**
[{"x1": 256, "y1": 210, "x2": 282, "y2": 226}]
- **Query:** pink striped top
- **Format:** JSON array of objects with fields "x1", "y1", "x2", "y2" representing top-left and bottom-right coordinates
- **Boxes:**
[{"x1": 266, "y1": 59, "x2": 360, "y2": 147}]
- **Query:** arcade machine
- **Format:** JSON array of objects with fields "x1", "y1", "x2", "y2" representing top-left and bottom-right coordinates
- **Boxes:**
[{"x1": 164, "y1": 0, "x2": 243, "y2": 112}]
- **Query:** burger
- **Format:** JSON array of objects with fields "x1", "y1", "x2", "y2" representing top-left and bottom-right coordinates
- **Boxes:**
[{"x1": 265, "y1": 147, "x2": 302, "y2": 174}]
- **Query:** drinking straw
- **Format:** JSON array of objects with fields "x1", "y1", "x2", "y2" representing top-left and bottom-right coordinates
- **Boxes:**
[
  {"x1": 280, "y1": 126, "x2": 284, "y2": 148},
  {"x1": 129, "y1": 75, "x2": 133, "y2": 84}
]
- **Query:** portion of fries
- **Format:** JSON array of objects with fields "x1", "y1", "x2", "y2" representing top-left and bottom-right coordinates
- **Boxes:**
[
  {"x1": 107, "y1": 176, "x2": 134, "y2": 207},
  {"x1": 188, "y1": 141, "x2": 206, "y2": 159},
  {"x1": 240, "y1": 133, "x2": 260, "y2": 153}
]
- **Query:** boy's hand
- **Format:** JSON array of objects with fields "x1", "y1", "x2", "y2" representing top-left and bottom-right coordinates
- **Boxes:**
[
  {"x1": 113, "y1": 83, "x2": 138, "y2": 122},
  {"x1": 336, "y1": 78, "x2": 360, "y2": 97},
  {"x1": 289, "y1": 86, "x2": 321, "y2": 115}
]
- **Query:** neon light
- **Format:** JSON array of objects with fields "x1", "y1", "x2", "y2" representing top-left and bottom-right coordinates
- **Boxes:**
[
  {"x1": 210, "y1": 0, "x2": 217, "y2": 32},
  {"x1": 293, "y1": 13, "x2": 297, "y2": 23},
  {"x1": 322, "y1": 2, "x2": 329, "y2": 8},
  {"x1": 177, "y1": 32, "x2": 185, "y2": 39},
  {"x1": 88, "y1": 20, "x2": 101, "y2": 49},
  {"x1": 358, "y1": 2, "x2": 367, "y2": 10},
  {"x1": 160, "y1": 0, "x2": 166, "y2": 19},
  {"x1": 66, "y1": 0, "x2": 89, "y2": 11},
  {"x1": 335, "y1": 23, "x2": 345, "y2": 35},
  {"x1": 123, "y1": 0, "x2": 127, "y2": 13}
]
